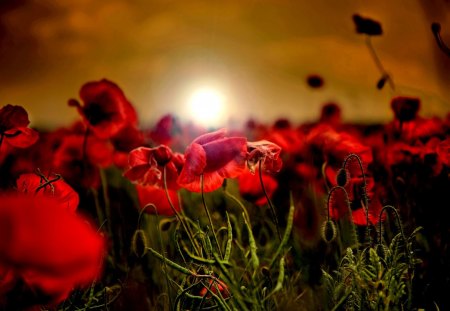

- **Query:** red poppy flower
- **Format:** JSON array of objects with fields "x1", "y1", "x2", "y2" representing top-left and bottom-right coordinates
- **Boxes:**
[
  {"x1": 352, "y1": 14, "x2": 383, "y2": 36},
  {"x1": 110, "y1": 124, "x2": 145, "y2": 169},
  {"x1": 177, "y1": 129, "x2": 247, "y2": 193},
  {"x1": 69, "y1": 79, "x2": 137, "y2": 139},
  {"x1": 0, "y1": 195, "x2": 105, "y2": 308},
  {"x1": 0, "y1": 104, "x2": 38, "y2": 150},
  {"x1": 390, "y1": 96, "x2": 421, "y2": 122},
  {"x1": 135, "y1": 185, "x2": 180, "y2": 216},
  {"x1": 124, "y1": 145, "x2": 184, "y2": 190},
  {"x1": 16, "y1": 173, "x2": 79, "y2": 212},
  {"x1": 238, "y1": 168, "x2": 278, "y2": 206},
  {"x1": 52, "y1": 134, "x2": 114, "y2": 188},
  {"x1": 319, "y1": 102, "x2": 342, "y2": 127},
  {"x1": 247, "y1": 140, "x2": 283, "y2": 174}
]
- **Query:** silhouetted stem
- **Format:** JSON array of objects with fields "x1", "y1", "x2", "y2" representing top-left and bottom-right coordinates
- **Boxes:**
[
  {"x1": 99, "y1": 169, "x2": 116, "y2": 258},
  {"x1": 200, "y1": 174, "x2": 223, "y2": 260},
  {"x1": 342, "y1": 154, "x2": 372, "y2": 244},
  {"x1": 432, "y1": 22, "x2": 450, "y2": 57},
  {"x1": 162, "y1": 166, "x2": 201, "y2": 254},
  {"x1": 258, "y1": 161, "x2": 281, "y2": 242},
  {"x1": 365, "y1": 36, "x2": 395, "y2": 91}
]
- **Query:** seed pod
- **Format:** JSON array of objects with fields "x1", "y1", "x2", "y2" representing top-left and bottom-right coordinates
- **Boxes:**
[
  {"x1": 132, "y1": 229, "x2": 148, "y2": 258},
  {"x1": 321, "y1": 220, "x2": 337, "y2": 243},
  {"x1": 336, "y1": 168, "x2": 349, "y2": 187}
]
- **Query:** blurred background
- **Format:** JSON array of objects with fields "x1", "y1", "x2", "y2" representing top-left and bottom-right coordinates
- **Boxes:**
[{"x1": 0, "y1": 0, "x2": 449, "y2": 129}]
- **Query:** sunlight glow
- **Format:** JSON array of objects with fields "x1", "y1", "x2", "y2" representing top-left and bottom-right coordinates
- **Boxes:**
[{"x1": 188, "y1": 87, "x2": 226, "y2": 126}]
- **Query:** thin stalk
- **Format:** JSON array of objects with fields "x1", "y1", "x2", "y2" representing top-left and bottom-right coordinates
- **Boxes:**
[
  {"x1": 200, "y1": 174, "x2": 223, "y2": 260},
  {"x1": 258, "y1": 161, "x2": 281, "y2": 242},
  {"x1": 342, "y1": 154, "x2": 372, "y2": 244},
  {"x1": 365, "y1": 36, "x2": 395, "y2": 91},
  {"x1": 432, "y1": 22, "x2": 450, "y2": 57},
  {"x1": 99, "y1": 169, "x2": 115, "y2": 254},
  {"x1": 146, "y1": 204, "x2": 173, "y2": 310},
  {"x1": 162, "y1": 166, "x2": 201, "y2": 255}
]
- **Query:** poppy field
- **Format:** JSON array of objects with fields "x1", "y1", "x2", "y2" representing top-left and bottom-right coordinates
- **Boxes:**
[
  {"x1": 0, "y1": 77, "x2": 449, "y2": 310},
  {"x1": 1, "y1": 14, "x2": 450, "y2": 311}
]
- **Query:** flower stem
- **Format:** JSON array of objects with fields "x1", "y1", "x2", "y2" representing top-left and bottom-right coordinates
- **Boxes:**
[
  {"x1": 432, "y1": 22, "x2": 450, "y2": 57},
  {"x1": 365, "y1": 36, "x2": 395, "y2": 91},
  {"x1": 145, "y1": 203, "x2": 173, "y2": 310},
  {"x1": 200, "y1": 174, "x2": 224, "y2": 260},
  {"x1": 258, "y1": 161, "x2": 281, "y2": 242},
  {"x1": 162, "y1": 166, "x2": 201, "y2": 255},
  {"x1": 342, "y1": 154, "x2": 372, "y2": 244}
]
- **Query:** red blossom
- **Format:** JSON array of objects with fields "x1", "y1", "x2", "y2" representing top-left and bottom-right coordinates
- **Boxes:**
[
  {"x1": 0, "y1": 195, "x2": 105, "y2": 308},
  {"x1": 391, "y1": 96, "x2": 421, "y2": 122},
  {"x1": 16, "y1": 172, "x2": 79, "y2": 212},
  {"x1": 110, "y1": 124, "x2": 145, "y2": 169},
  {"x1": 177, "y1": 129, "x2": 247, "y2": 193},
  {"x1": 69, "y1": 79, "x2": 137, "y2": 139},
  {"x1": 124, "y1": 145, "x2": 184, "y2": 190},
  {"x1": 238, "y1": 168, "x2": 278, "y2": 206},
  {"x1": 247, "y1": 140, "x2": 283, "y2": 174},
  {"x1": 0, "y1": 104, "x2": 38, "y2": 150},
  {"x1": 52, "y1": 134, "x2": 114, "y2": 188},
  {"x1": 135, "y1": 185, "x2": 180, "y2": 216}
]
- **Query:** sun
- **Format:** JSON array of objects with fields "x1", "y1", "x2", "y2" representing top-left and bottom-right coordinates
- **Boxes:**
[{"x1": 188, "y1": 87, "x2": 225, "y2": 127}]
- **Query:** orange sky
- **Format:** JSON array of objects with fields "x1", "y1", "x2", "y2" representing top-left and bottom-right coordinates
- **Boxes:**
[{"x1": 1, "y1": 0, "x2": 449, "y2": 129}]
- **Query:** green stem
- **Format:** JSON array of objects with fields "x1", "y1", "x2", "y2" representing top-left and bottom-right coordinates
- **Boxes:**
[
  {"x1": 258, "y1": 161, "x2": 281, "y2": 242},
  {"x1": 162, "y1": 166, "x2": 201, "y2": 255},
  {"x1": 99, "y1": 169, "x2": 114, "y2": 252},
  {"x1": 200, "y1": 174, "x2": 224, "y2": 260},
  {"x1": 145, "y1": 203, "x2": 173, "y2": 310}
]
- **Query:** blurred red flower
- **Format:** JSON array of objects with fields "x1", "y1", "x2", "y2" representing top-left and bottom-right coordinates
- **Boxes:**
[
  {"x1": 0, "y1": 104, "x2": 38, "y2": 150},
  {"x1": 177, "y1": 129, "x2": 247, "y2": 192},
  {"x1": 199, "y1": 279, "x2": 229, "y2": 299},
  {"x1": 135, "y1": 184, "x2": 180, "y2": 216},
  {"x1": 238, "y1": 168, "x2": 278, "y2": 206},
  {"x1": 0, "y1": 195, "x2": 105, "y2": 308},
  {"x1": 69, "y1": 79, "x2": 137, "y2": 139},
  {"x1": 16, "y1": 172, "x2": 79, "y2": 212},
  {"x1": 52, "y1": 134, "x2": 114, "y2": 188}
]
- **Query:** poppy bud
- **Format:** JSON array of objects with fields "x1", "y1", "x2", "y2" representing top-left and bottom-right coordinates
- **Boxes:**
[
  {"x1": 352, "y1": 14, "x2": 383, "y2": 36},
  {"x1": 321, "y1": 220, "x2": 337, "y2": 243},
  {"x1": 131, "y1": 229, "x2": 148, "y2": 258},
  {"x1": 336, "y1": 168, "x2": 349, "y2": 187},
  {"x1": 153, "y1": 145, "x2": 173, "y2": 166},
  {"x1": 159, "y1": 218, "x2": 172, "y2": 232}
]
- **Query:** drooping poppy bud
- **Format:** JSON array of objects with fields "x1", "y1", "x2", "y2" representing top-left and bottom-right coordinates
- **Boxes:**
[
  {"x1": 352, "y1": 14, "x2": 383, "y2": 36},
  {"x1": 131, "y1": 229, "x2": 148, "y2": 258},
  {"x1": 336, "y1": 168, "x2": 349, "y2": 187},
  {"x1": 321, "y1": 220, "x2": 337, "y2": 243}
]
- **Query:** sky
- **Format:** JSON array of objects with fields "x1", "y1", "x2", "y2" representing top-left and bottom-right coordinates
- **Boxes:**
[{"x1": 1, "y1": 0, "x2": 449, "y2": 129}]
